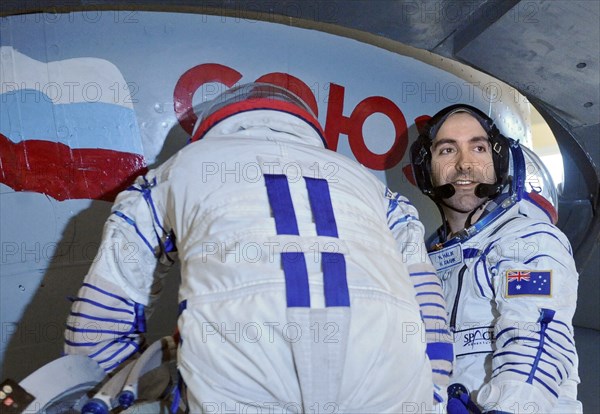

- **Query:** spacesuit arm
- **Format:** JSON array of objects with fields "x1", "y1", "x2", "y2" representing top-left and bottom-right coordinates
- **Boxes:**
[
  {"x1": 64, "y1": 166, "x2": 176, "y2": 373},
  {"x1": 476, "y1": 224, "x2": 580, "y2": 413},
  {"x1": 386, "y1": 190, "x2": 453, "y2": 402}
]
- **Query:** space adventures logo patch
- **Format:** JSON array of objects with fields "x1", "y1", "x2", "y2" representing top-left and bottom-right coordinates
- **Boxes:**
[
  {"x1": 455, "y1": 326, "x2": 495, "y2": 356},
  {"x1": 506, "y1": 270, "x2": 552, "y2": 297}
]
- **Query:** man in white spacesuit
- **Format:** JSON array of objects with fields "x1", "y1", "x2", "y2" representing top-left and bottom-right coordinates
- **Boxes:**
[
  {"x1": 410, "y1": 104, "x2": 582, "y2": 413},
  {"x1": 64, "y1": 83, "x2": 452, "y2": 413}
]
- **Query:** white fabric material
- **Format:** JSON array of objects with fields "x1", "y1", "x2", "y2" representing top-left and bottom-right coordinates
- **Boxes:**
[
  {"x1": 429, "y1": 200, "x2": 582, "y2": 413},
  {"x1": 66, "y1": 109, "x2": 447, "y2": 412}
]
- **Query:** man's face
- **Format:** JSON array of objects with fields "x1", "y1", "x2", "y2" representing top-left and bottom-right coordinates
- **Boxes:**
[{"x1": 430, "y1": 112, "x2": 496, "y2": 213}]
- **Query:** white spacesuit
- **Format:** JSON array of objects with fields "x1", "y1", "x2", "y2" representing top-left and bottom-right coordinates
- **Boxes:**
[
  {"x1": 64, "y1": 83, "x2": 452, "y2": 413},
  {"x1": 411, "y1": 104, "x2": 582, "y2": 414}
]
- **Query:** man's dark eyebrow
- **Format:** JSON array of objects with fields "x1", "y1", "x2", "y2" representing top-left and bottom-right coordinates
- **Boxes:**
[
  {"x1": 431, "y1": 138, "x2": 455, "y2": 150},
  {"x1": 431, "y1": 136, "x2": 489, "y2": 150}
]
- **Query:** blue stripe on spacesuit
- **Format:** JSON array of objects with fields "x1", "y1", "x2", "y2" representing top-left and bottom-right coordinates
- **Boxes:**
[
  {"x1": 134, "y1": 303, "x2": 146, "y2": 333},
  {"x1": 64, "y1": 338, "x2": 106, "y2": 347},
  {"x1": 264, "y1": 174, "x2": 310, "y2": 307},
  {"x1": 498, "y1": 363, "x2": 559, "y2": 383},
  {"x1": 499, "y1": 335, "x2": 575, "y2": 361},
  {"x1": 65, "y1": 325, "x2": 135, "y2": 335},
  {"x1": 524, "y1": 254, "x2": 567, "y2": 268},
  {"x1": 523, "y1": 254, "x2": 551, "y2": 264},
  {"x1": 104, "y1": 357, "x2": 131, "y2": 372},
  {"x1": 541, "y1": 361, "x2": 565, "y2": 381},
  {"x1": 529, "y1": 222, "x2": 559, "y2": 229},
  {"x1": 386, "y1": 196, "x2": 412, "y2": 219},
  {"x1": 494, "y1": 350, "x2": 536, "y2": 360},
  {"x1": 112, "y1": 211, "x2": 156, "y2": 254},
  {"x1": 492, "y1": 368, "x2": 558, "y2": 398},
  {"x1": 501, "y1": 335, "x2": 544, "y2": 347},
  {"x1": 542, "y1": 344, "x2": 575, "y2": 366},
  {"x1": 305, "y1": 177, "x2": 349, "y2": 307},
  {"x1": 127, "y1": 181, "x2": 165, "y2": 230},
  {"x1": 493, "y1": 360, "x2": 563, "y2": 381},
  {"x1": 87, "y1": 337, "x2": 134, "y2": 358},
  {"x1": 82, "y1": 283, "x2": 135, "y2": 306},
  {"x1": 495, "y1": 327, "x2": 517, "y2": 342},
  {"x1": 413, "y1": 281, "x2": 441, "y2": 289},
  {"x1": 70, "y1": 297, "x2": 134, "y2": 314},
  {"x1": 462, "y1": 248, "x2": 480, "y2": 258},
  {"x1": 520, "y1": 231, "x2": 572, "y2": 254},
  {"x1": 547, "y1": 327, "x2": 575, "y2": 346},
  {"x1": 427, "y1": 342, "x2": 454, "y2": 361},
  {"x1": 410, "y1": 271, "x2": 438, "y2": 277},
  {"x1": 389, "y1": 215, "x2": 418, "y2": 230},
  {"x1": 142, "y1": 177, "x2": 168, "y2": 230},
  {"x1": 69, "y1": 312, "x2": 134, "y2": 326},
  {"x1": 491, "y1": 259, "x2": 510, "y2": 272},
  {"x1": 305, "y1": 177, "x2": 338, "y2": 237},
  {"x1": 416, "y1": 291, "x2": 445, "y2": 299},
  {"x1": 544, "y1": 337, "x2": 577, "y2": 357},
  {"x1": 101, "y1": 343, "x2": 140, "y2": 371},
  {"x1": 553, "y1": 318, "x2": 574, "y2": 333},
  {"x1": 427, "y1": 329, "x2": 450, "y2": 335},
  {"x1": 532, "y1": 366, "x2": 558, "y2": 383},
  {"x1": 527, "y1": 222, "x2": 570, "y2": 251},
  {"x1": 539, "y1": 355, "x2": 568, "y2": 379},
  {"x1": 419, "y1": 302, "x2": 446, "y2": 310},
  {"x1": 474, "y1": 240, "x2": 502, "y2": 296},
  {"x1": 178, "y1": 300, "x2": 187, "y2": 315},
  {"x1": 423, "y1": 314, "x2": 447, "y2": 322},
  {"x1": 264, "y1": 174, "x2": 301, "y2": 235},
  {"x1": 473, "y1": 261, "x2": 490, "y2": 297},
  {"x1": 538, "y1": 350, "x2": 573, "y2": 376},
  {"x1": 322, "y1": 253, "x2": 350, "y2": 307},
  {"x1": 128, "y1": 179, "x2": 179, "y2": 259},
  {"x1": 264, "y1": 174, "x2": 351, "y2": 307},
  {"x1": 281, "y1": 252, "x2": 311, "y2": 307},
  {"x1": 539, "y1": 345, "x2": 575, "y2": 366},
  {"x1": 65, "y1": 336, "x2": 140, "y2": 373},
  {"x1": 493, "y1": 309, "x2": 569, "y2": 397},
  {"x1": 127, "y1": 182, "x2": 177, "y2": 263},
  {"x1": 526, "y1": 309, "x2": 559, "y2": 396}
]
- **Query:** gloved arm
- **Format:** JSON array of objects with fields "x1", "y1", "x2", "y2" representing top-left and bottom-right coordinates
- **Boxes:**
[
  {"x1": 386, "y1": 189, "x2": 453, "y2": 403},
  {"x1": 64, "y1": 167, "x2": 177, "y2": 373},
  {"x1": 474, "y1": 223, "x2": 579, "y2": 413}
]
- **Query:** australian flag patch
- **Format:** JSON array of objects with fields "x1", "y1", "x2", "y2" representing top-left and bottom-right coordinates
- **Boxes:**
[{"x1": 506, "y1": 270, "x2": 552, "y2": 297}]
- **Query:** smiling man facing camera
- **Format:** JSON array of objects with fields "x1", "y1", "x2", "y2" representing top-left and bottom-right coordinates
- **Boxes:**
[{"x1": 411, "y1": 104, "x2": 582, "y2": 414}]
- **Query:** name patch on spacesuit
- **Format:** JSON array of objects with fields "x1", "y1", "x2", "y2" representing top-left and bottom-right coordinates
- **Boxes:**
[
  {"x1": 454, "y1": 326, "x2": 495, "y2": 357},
  {"x1": 429, "y1": 244, "x2": 463, "y2": 271}
]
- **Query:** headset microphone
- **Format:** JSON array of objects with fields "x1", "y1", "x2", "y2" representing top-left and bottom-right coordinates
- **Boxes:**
[
  {"x1": 432, "y1": 184, "x2": 456, "y2": 199},
  {"x1": 475, "y1": 182, "x2": 505, "y2": 198}
]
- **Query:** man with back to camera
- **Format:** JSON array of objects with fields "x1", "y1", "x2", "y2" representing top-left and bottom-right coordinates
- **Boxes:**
[
  {"x1": 410, "y1": 104, "x2": 582, "y2": 414},
  {"x1": 63, "y1": 82, "x2": 453, "y2": 413}
]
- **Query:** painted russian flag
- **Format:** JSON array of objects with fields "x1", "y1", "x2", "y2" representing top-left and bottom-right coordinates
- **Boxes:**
[{"x1": 0, "y1": 46, "x2": 147, "y2": 201}]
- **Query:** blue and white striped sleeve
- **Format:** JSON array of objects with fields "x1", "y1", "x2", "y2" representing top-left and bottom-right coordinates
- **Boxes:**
[
  {"x1": 478, "y1": 224, "x2": 580, "y2": 413},
  {"x1": 386, "y1": 190, "x2": 453, "y2": 403},
  {"x1": 64, "y1": 168, "x2": 176, "y2": 373}
]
